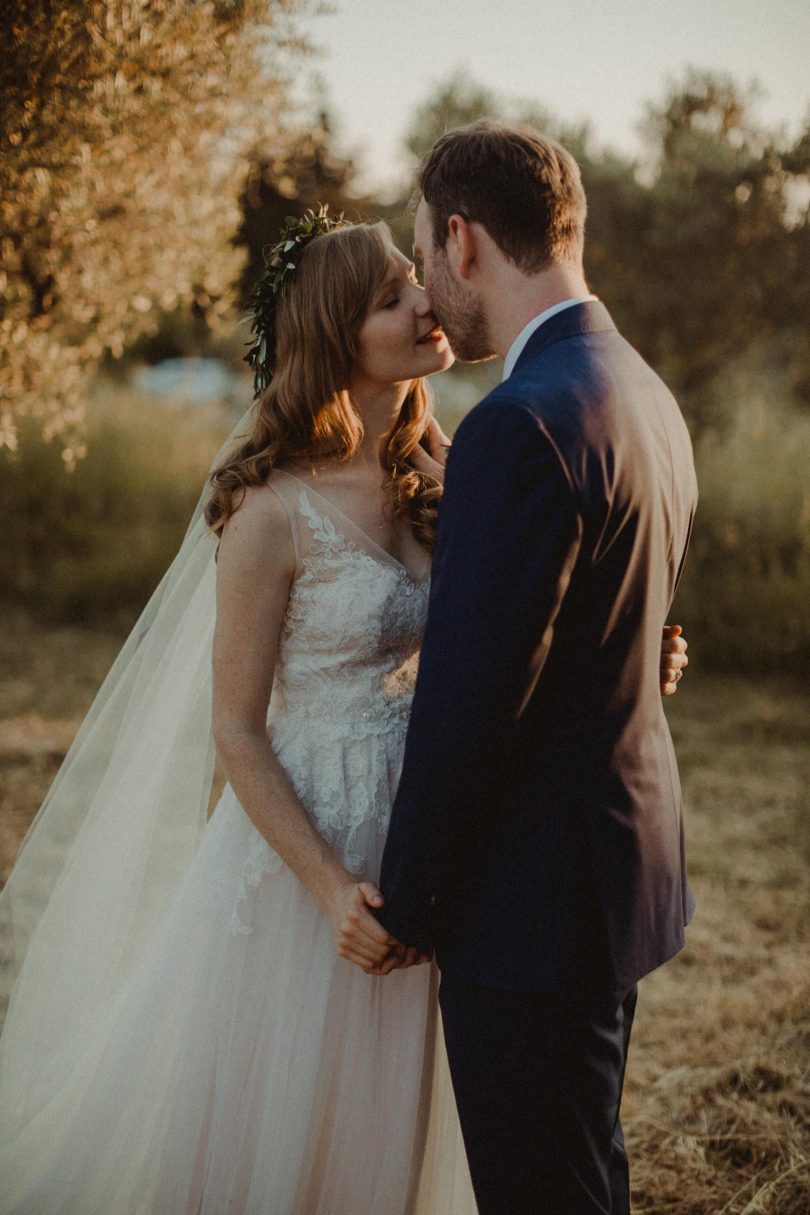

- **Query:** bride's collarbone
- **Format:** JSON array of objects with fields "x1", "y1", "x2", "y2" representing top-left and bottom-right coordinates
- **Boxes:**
[{"x1": 277, "y1": 463, "x2": 421, "y2": 566}]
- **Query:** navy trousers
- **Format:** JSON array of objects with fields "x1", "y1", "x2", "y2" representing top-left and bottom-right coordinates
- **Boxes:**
[{"x1": 438, "y1": 975, "x2": 638, "y2": 1215}]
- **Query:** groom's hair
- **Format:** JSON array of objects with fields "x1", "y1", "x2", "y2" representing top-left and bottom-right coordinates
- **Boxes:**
[{"x1": 418, "y1": 120, "x2": 586, "y2": 272}]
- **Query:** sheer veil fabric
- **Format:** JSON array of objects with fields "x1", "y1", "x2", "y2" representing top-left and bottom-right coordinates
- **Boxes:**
[
  {"x1": 0, "y1": 409, "x2": 476, "y2": 1213},
  {"x1": 0, "y1": 409, "x2": 247, "y2": 1047}
]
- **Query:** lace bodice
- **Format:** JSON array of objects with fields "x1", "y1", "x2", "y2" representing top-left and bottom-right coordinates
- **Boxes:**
[{"x1": 267, "y1": 469, "x2": 431, "y2": 734}]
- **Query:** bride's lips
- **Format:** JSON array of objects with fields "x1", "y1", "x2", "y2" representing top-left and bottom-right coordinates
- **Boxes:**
[{"x1": 416, "y1": 325, "x2": 446, "y2": 345}]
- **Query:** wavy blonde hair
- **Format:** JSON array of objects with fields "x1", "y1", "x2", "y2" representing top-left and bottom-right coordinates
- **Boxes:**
[{"x1": 205, "y1": 221, "x2": 441, "y2": 551}]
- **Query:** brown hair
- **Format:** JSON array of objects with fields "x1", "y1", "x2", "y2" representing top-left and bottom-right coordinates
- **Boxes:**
[
  {"x1": 418, "y1": 120, "x2": 587, "y2": 271},
  {"x1": 205, "y1": 221, "x2": 441, "y2": 551}
]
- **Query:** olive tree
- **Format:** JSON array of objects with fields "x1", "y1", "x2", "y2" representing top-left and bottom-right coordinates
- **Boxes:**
[{"x1": 1, "y1": 0, "x2": 319, "y2": 457}]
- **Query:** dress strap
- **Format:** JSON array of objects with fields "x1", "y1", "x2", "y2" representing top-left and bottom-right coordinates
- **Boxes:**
[{"x1": 264, "y1": 470, "x2": 305, "y2": 568}]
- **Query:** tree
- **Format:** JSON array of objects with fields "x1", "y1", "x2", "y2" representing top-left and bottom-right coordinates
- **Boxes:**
[
  {"x1": 234, "y1": 108, "x2": 375, "y2": 309},
  {"x1": 622, "y1": 70, "x2": 810, "y2": 429},
  {"x1": 0, "y1": 0, "x2": 318, "y2": 458},
  {"x1": 400, "y1": 69, "x2": 591, "y2": 169}
]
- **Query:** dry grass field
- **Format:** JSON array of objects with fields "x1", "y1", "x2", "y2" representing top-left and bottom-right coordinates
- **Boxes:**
[{"x1": 1, "y1": 613, "x2": 808, "y2": 1213}]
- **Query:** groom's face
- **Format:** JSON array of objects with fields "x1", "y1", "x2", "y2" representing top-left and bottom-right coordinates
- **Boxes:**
[{"x1": 413, "y1": 198, "x2": 493, "y2": 364}]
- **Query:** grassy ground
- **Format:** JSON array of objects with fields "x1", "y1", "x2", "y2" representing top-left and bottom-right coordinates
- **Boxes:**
[
  {"x1": 1, "y1": 616, "x2": 808, "y2": 1212},
  {"x1": 627, "y1": 677, "x2": 810, "y2": 1213}
]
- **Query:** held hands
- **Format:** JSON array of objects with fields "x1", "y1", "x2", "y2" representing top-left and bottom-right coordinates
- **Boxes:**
[
  {"x1": 661, "y1": 624, "x2": 688, "y2": 695},
  {"x1": 326, "y1": 637, "x2": 688, "y2": 980},
  {"x1": 328, "y1": 878, "x2": 431, "y2": 977}
]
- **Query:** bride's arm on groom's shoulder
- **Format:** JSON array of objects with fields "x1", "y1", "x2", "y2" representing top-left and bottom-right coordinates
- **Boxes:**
[{"x1": 212, "y1": 484, "x2": 410, "y2": 975}]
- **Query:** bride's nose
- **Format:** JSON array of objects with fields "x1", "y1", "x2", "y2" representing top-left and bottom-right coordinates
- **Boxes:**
[{"x1": 413, "y1": 287, "x2": 433, "y2": 318}]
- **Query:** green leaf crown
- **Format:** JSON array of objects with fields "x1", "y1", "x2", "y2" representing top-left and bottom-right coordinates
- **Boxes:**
[{"x1": 243, "y1": 203, "x2": 345, "y2": 397}]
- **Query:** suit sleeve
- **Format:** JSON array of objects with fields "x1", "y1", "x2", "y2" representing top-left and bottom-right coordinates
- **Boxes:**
[{"x1": 375, "y1": 400, "x2": 584, "y2": 951}]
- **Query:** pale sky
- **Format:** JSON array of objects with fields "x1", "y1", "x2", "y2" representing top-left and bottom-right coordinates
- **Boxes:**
[{"x1": 297, "y1": 0, "x2": 810, "y2": 196}]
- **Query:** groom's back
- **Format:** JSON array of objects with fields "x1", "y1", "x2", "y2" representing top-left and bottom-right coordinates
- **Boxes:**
[
  {"x1": 514, "y1": 319, "x2": 695, "y2": 734},
  {"x1": 436, "y1": 303, "x2": 698, "y2": 993}
]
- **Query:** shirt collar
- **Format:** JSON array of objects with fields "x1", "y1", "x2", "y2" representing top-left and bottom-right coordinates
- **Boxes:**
[{"x1": 502, "y1": 296, "x2": 598, "y2": 381}]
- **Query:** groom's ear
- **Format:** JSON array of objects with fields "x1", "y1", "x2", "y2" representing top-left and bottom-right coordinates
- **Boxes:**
[{"x1": 446, "y1": 214, "x2": 476, "y2": 281}]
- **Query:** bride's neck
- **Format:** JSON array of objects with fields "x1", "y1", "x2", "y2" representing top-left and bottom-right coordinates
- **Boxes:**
[{"x1": 350, "y1": 380, "x2": 411, "y2": 469}]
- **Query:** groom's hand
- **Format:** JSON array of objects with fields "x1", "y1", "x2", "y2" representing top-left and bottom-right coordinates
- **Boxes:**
[
  {"x1": 660, "y1": 624, "x2": 688, "y2": 695},
  {"x1": 366, "y1": 941, "x2": 433, "y2": 976}
]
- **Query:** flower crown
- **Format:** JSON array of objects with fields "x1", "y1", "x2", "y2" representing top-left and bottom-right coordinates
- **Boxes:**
[{"x1": 243, "y1": 203, "x2": 345, "y2": 396}]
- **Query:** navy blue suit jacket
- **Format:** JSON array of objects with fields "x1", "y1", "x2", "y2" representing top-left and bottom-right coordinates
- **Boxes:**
[{"x1": 375, "y1": 301, "x2": 698, "y2": 994}]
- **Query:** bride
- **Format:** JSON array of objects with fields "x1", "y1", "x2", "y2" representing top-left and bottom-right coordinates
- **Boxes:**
[{"x1": 0, "y1": 209, "x2": 687, "y2": 1214}]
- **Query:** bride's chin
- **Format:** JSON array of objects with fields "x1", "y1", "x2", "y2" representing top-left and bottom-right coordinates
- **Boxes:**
[
  {"x1": 399, "y1": 347, "x2": 455, "y2": 381},
  {"x1": 421, "y1": 348, "x2": 456, "y2": 376},
  {"x1": 433, "y1": 350, "x2": 456, "y2": 374}
]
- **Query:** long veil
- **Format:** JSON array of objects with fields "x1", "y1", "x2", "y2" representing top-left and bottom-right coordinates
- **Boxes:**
[{"x1": 0, "y1": 406, "x2": 254, "y2": 1117}]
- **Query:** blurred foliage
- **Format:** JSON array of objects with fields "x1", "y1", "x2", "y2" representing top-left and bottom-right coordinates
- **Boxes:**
[
  {"x1": 0, "y1": 0, "x2": 320, "y2": 457},
  {"x1": 673, "y1": 378, "x2": 810, "y2": 673},
  {"x1": 598, "y1": 70, "x2": 810, "y2": 433},
  {"x1": 113, "y1": 109, "x2": 372, "y2": 374},
  {"x1": 402, "y1": 69, "x2": 588, "y2": 168},
  {"x1": 0, "y1": 387, "x2": 231, "y2": 625},
  {"x1": 235, "y1": 109, "x2": 376, "y2": 309}
]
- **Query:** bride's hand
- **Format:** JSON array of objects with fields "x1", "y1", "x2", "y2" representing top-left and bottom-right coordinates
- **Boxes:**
[
  {"x1": 660, "y1": 624, "x2": 688, "y2": 695},
  {"x1": 409, "y1": 416, "x2": 452, "y2": 483},
  {"x1": 329, "y1": 879, "x2": 411, "y2": 974}
]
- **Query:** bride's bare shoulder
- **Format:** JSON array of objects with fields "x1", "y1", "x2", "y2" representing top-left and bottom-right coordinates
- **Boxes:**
[{"x1": 217, "y1": 480, "x2": 296, "y2": 576}]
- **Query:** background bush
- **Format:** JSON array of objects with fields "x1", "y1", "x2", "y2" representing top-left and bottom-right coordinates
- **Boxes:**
[
  {"x1": 1, "y1": 387, "x2": 232, "y2": 626},
  {"x1": 673, "y1": 387, "x2": 810, "y2": 673}
]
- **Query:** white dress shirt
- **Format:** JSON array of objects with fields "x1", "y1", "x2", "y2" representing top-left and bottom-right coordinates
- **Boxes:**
[{"x1": 502, "y1": 296, "x2": 598, "y2": 381}]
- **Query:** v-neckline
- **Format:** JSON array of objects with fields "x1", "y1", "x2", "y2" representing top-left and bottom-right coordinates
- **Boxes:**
[{"x1": 274, "y1": 469, "x2": 431, "y2": 586}]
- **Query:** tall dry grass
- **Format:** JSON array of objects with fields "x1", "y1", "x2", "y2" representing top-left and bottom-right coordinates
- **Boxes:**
[
  {"x1": 674, "y1": 389, "x2": 810, "y2": 674},
  {"x1": 628, "y1": 677, "x2": 810, "y2": 1213},
  {"x1": 1, "y1": 383, "x2": 233, "y2": 625}
]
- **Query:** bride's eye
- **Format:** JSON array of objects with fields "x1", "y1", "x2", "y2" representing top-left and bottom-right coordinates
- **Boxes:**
[{"x1": 383, "y1": 297, "x2": 399, "y2": 309}]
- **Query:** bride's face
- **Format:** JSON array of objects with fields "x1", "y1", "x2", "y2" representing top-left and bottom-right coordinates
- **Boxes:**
[{"x1": 351, "y1": 246, "x2": 455, "y2": 388}]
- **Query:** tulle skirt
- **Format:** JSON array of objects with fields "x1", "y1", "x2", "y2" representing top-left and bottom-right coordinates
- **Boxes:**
[{"x1": 0, "y1": 718, "x2": 475, "y2": 1215}]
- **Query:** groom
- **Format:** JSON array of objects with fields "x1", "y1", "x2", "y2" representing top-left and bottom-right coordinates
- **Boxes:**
[{"x1": 374, "y1": 122, "x2": 697, "y2": 1214}]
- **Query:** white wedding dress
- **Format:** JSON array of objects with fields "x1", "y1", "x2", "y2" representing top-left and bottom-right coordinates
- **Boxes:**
[{"x1": 0, "y1": 469, "x2": 476, "y2": 1214}]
